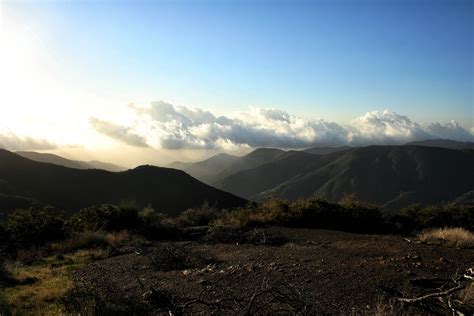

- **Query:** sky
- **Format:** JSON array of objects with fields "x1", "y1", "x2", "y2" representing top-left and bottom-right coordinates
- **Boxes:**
[{"x1": 0, "y1": 0, "x2": 473, "y2": 167}]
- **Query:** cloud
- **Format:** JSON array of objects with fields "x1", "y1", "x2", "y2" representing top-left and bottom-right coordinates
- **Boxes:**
[
  {"x1": 425, "y1": 121, "x2": 474, "y2": 142},
  {"x1": 89, "y1": 117, "x2": 149, "y2": 147},
  {"x1": 0, "y1": 132, "x2": 58, "y2": 151},
  {"x1": 348, "y1": 110, "x2": 430, "y2": 145},
  {"x1": 90, "y1": 101, "x2": 474, "y2": 149},
  {"x1": 130, "y1": 102, "x2": 350, "y2": 149},
  {"x1": 349, "y1": 110, "x2": 474, "y2": 145}
]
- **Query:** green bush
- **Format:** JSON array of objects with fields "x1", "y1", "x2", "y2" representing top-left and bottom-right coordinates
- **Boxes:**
[
  {"x1": 176, "y1": 202, "x2": 222, "y2": 227},
  {"x1": 139, "y1": 205, "x2": 165, "y2": 226},
  {"x1": 394, "y1": 204, "x2": 474, "y2": 232},
  {"x1": 3, "y1": 207, "x2": 64, "y2": 247},
  {"x1": 213, "y1": 197, "x2": 386, "y2": 233},
  {"x1": 65, "y1": 204, "x2": 141, "y2": 234}
]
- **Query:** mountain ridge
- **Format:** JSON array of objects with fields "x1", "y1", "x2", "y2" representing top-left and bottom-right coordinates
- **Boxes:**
[
  {"x1": 16, "y1": 151, "x2": 125, "y2": 172},
  {"x1": 252, "y1": 146, "x2": 474, "y2": 211},
  {"x1": 0, "y1": 149, "x2": 246, "y2": 216}
]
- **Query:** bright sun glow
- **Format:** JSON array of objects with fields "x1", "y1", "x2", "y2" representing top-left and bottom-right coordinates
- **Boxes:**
[{"x1": 0, "y1": 9, "x2": 130, "y2": 152}]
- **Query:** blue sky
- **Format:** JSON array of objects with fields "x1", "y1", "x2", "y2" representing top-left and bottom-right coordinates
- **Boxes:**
[
  {"x1": 5, "y1": 0, "x2": 472, "y2": 121},
  {"x1": 0, "y1": 0, "x2": 473, "y2": 164}
]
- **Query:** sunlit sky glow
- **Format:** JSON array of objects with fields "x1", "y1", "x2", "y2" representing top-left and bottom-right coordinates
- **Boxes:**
[{"x1": 0, "y1": 0, "x2": 472, "y2": 166}]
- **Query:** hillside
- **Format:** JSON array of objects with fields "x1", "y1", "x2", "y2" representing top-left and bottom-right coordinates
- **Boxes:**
[
  {"x1": 168, "y1": 153, "x2": 239, "y2": 184},
  {"x1": 169, "y1": 147, "x2": 360, "y2": 185},
  {"x1": 0, "y1": 149, "x2": 246, "y2": 216},
  {"x1": 261, "y1": 146, "x2": 474, "y2": 210},
  {"x1": 16, "y1": 151, "x2": 125, "y2": 172},
  {"x1": 214, "y1": 150, "x2": 347, "y2": 198},
  {"x1": 213, "y1": 146, "x2": 473, "y2": 211},
  {"x1": 168, "y1": 148, "x2": 286, "y2": 184}
]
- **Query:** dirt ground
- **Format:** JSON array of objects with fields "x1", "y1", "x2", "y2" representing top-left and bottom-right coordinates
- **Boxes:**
[{"x1": 72, "y1": 228, "x2": 474, "y2": 315}]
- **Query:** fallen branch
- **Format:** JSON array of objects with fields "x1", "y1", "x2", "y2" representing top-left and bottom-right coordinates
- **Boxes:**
[{"x1": 397, "y1": 283, "x2": 466, "y2": 303}]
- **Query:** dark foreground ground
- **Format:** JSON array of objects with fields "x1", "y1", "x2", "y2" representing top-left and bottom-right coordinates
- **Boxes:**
[{"x1": 72, "y1": 228, "x2": 474, "y2": 315}]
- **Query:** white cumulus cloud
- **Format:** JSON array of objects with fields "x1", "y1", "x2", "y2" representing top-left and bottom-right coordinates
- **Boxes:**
[{"x1": 89, "y1": 101, "x2": 474, "y2": 149}]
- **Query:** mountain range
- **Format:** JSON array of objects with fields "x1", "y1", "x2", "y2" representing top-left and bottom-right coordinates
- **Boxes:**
[
  {"x1": 1, "y1": 139, "x2": 472, "y2": 217},
  {"x1": 16, "y1": 151, "x2": 125, "y2": 172},
  {"x1": 0, "y1": 149, "x2": 246, "y2": 217},
  {"x1": 169, "y1": 140, "x2": 474, "y2": 211}
]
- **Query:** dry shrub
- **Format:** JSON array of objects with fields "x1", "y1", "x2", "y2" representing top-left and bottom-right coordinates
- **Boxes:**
[
  {"x1": 105, "y1": 230, "x2": 130, "y2": 247},
  {"x1": 213, "y1": 199, "x2": 288, "y2": 229},
  {"x1": 51, "y1": 231, "x2": 108, "y2": 255},
  {"x1": 418, "y1": 227, "x2": 474, "y2": 248}
]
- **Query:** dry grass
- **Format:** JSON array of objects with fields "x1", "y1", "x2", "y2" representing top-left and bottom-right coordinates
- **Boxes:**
[
  {"x1": 50, "y1": 231, "x2": 108, "y2": 255},
  {"x1": 106, "y1": 230, "x2": 130, "y2": 247},
  {"x1": 460, "y1": 282, "x2": 474, "y2": 307},
  {"x1": 1, "y1": 249, "x2": 106, "y2": 315},
  {"x1": 418, "y1": 227, "x2": 474, "y2": 248}
]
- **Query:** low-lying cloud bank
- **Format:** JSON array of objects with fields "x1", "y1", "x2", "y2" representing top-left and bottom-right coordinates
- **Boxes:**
[
  {"x1": 0, "y1": 132, "x2": 58, "y2": 151},
  {"x1": 90, "y1": 101, "x2": 474, "y2": 149},
  {"x1": 89, "y1": 117, "x2": 149, "y2": 148}
]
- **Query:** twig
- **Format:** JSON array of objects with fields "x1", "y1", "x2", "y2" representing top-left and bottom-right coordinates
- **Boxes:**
[{"x1": 447, "y1": 297, "x2": 465, "y2": 316}]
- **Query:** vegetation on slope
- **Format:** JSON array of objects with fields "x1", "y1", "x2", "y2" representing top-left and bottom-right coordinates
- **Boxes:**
[
  {"x1": 0, "y1": 196, "x2": 472, "y2": 314},
  {"x1": 245, "y1": 146, "x2": 473, "y2": 211}
]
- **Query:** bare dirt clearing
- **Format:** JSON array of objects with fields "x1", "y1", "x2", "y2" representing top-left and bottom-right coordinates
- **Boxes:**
[{"x1": 73, "y1": 228, "x2": 474, "y2": 314}]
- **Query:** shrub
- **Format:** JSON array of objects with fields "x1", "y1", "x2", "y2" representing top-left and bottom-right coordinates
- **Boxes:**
[
  {"x1": 105, "y1": 230, "x2": 130, "y2": 248},
  {"x1": 418, "y1": 227, "x2": 474, "y2": 248},
  {"x1": 139, "y1": 205, "x2": 167, "y2": 227},
  {"x1": 65, "y1": 204, "x2": 141, "y2": 234},
  {"x1": 212, "y1": 198, "x2": 288, "y2": 229},
  {"x1": 289, "y1": 198, "x2": 385, "y2": 232},
  {"x1": 50, "y1": 231, "x2": 109, "y2": 254},
  {"x1": 176, "y1": 202, "x2": 222, "y2": 227},
  {"x1": 213, "y1": 197, "x2": 386, "y2": 233},
  {"x1": 3, "y1": 207, "x2": 64, "y2": 247},
  {"x1": 137, "y1": 206, "x2": 183, "y2": 241},
  {"x1": 397, "y1": 204, "x2": 474, "y2": 232}
]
